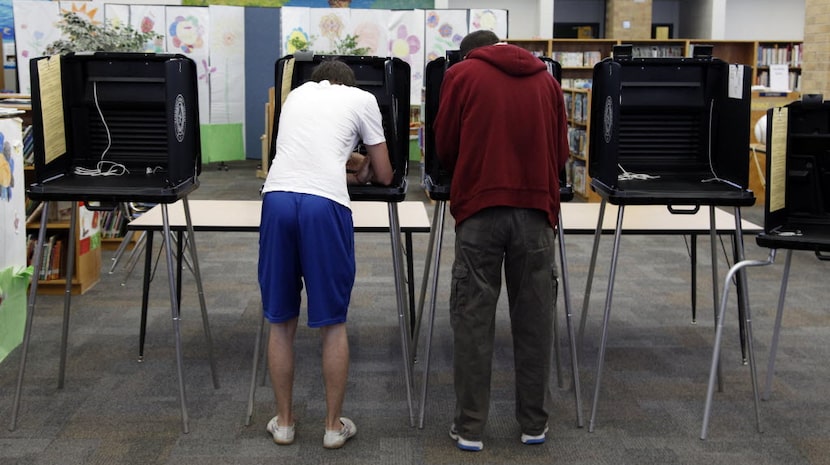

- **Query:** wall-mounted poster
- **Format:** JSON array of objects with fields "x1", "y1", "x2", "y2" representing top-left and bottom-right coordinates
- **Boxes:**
[
  {"x1": 469, "y1": 8, "x2": 508, "y2": 39},
  {"x1": 12, "y1": 0, "x2": 61, "y2": 94},
  {"x1": 166, "y1": 6, "x2": 210, "y2": 125},
  {"x1": 424, "y1": 9, "x2": 466, "y2": 62},
  {"x1": 130, "y1": 4, "x2": 167, "y2": 53}
]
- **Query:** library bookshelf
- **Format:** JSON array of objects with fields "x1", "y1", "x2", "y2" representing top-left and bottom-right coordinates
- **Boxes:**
[{"x1": 24, "y1": 168, "x2": 101, "y2": 295}]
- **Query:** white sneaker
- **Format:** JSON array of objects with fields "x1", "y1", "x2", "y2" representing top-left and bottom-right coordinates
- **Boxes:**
[
  {"x1": 323, "y1": 417, "x2": 357, "y2": 449},
  {"x1": 449, "y1": 424, "x2": 484, "y2": 452},
  {"x1": 520, "y1": 426, "x2": 549, "y2": 445},
  {"x1": 266, "y1": 415, "x2": 295, "y2": 445}
]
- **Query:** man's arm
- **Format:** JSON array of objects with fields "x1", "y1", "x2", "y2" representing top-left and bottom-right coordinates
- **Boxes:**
[{"x1": 365, "y1": 142, "x2": 393, "y2": 186}]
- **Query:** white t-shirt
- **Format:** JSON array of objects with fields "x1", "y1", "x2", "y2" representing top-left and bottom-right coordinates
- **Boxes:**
[{"x1": 261, "y1": 80, "x2": 387, "y2": 208}]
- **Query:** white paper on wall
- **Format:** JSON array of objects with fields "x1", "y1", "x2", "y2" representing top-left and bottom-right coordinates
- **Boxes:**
[
  {"x1": 130, "y1": 4, "x2": 167, "y2": 53},
  {"x1": 166, "y1": 6, "x2": 210, "y2": 125},
  {"x1": 309, "y1": 8, "x2": 351, "y2": 54},
  {"x1": 208, "y1": 5, "x2": 245, "y2": 125},
  {"x1": 280, "y1": 7, "x2": 311, "y2": 56},
  {"x1": 469, "y1": 9, "x2": 508, "y2": 39},
  {"x1": 424, "y1": 9, "x2": 467, "y2": 62},
  {"x1": 0, "y1": 119, "x2": 25, "y2": 270},
  {"x1": 348, "y1": 9, "x2": 388, "y2": 57},
  {"x1": 12, "y1": 1, "x2": 61, "y2": 94},
  {"x1": 104, "y1": 4, "x2": 130, "y2": 28},
  {"x1": 58, "y1": 1, "x2": 106, "y2": 24},
  {"x1": 387, "y1": 9, "x2": 424, "y2": 105}
]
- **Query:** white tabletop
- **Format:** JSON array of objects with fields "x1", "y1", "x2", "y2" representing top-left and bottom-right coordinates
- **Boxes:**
[
  {"x1": 128, "y1": 199, "x2": 431, "y2": 233},
  {"x1": 559, "y1": 203, "x2": 762, "y2": 234}
]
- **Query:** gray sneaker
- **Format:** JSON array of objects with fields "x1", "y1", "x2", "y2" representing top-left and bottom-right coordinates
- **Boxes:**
[
  {"x1": 323, "y1": 417, "x2": 357, "y2": 449},
  {"x1": 266, "y1": 415, "x2": 295, "y2": 445}
]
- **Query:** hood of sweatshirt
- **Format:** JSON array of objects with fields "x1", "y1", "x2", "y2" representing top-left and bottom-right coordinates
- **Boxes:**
[{"x1": 464, "y1": 43, "x2": 548, "y2": 77}]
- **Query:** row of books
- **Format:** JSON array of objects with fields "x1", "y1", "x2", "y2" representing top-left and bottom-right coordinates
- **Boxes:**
[
  {"x1": 630, "y1": 45, "x2": 684, "y2": 58},
  {"x1": 24, "y1": 200, "x2": 75, "y2": 225},
  {"x1": 27, "y1": 234, "x2": 66, "y2": 281},
  {"x1": 757, "y1": 44, "x2": 802, "y2": 67},
  {"x1": 756, "y1": 70, "x2": 802, "y2": 92},
  {"x1": 22, "y1": 124, "x2": 34, "y2": 165},
  {"x1": 564, "y1": 92, "x2": 589, "y2": 124},
  {"x1": 561, "y1": 78, "x2": 592, "y2": 89},
  {"x1": 551, "y1": 50, "x2": 602, "y2": 68},
  {"x1": 568, "y1": 127, "x2": 587, "y2": 159},
  {"x1": 563, "y1": 159, "x2": 587, "y2": 197},
  {"x1": 99, "y1": 208, "x2": 129, "y2": 239}
]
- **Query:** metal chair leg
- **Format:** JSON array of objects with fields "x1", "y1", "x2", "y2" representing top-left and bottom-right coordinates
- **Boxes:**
[{"x1": 700, "y1": 249, "x2": 776, "y2": 440}]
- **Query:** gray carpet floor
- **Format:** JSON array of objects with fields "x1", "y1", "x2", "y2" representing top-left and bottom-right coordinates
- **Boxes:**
[{"x1": 2, "y1": 159, "x2": 830, "y2": 464}]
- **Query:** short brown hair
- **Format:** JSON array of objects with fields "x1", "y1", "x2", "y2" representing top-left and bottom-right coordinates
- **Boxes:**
[
  {"x1": 460, "y1": 30, "x2": 500, "y2": 58},
  {"x1": 310, "y1": 59, "x2": 356, "y2": 86}
]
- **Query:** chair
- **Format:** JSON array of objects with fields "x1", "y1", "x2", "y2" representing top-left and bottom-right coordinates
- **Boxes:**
[
  {"x1": 582, "y1": 46, "x2": 756, "y2": 432},
  {"x1": 415, "y1": 52, "x2": 584, "y2": 429},
  {"x1": 9, "y1": 53, "x2": 215, "y2": 434},
  {"x1": 701, "y1": 94, "x2": 830, "y2": 439}
]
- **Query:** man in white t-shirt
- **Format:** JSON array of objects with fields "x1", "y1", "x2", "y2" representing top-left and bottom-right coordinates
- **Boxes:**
[{"x1": 258, "y1": 59, "x2": 393, "y2": 449}]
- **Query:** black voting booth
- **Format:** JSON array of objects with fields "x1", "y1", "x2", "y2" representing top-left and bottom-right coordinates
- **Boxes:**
[
  {"x1": 11, "y1": 53, "x2": 215, "y2": 434},
  {"x1": 418, "y1": 51, "x2": 583, "y2": 429},
  {"x1": 27, "y1": 53, "x2": 201, "y2": 202},
  {"x1": 582, "y1": 46, "x2": 757, "y2": 433},
  {"x1": 268, "y1": 53, "x2": 411, "y2": 201},
  {"x1": 701, "y1": 95, "x2": 830, "y2": 440},
  {"x1": 247, "y1": 53, "x2": 418, "y2": 427},
  {"x1": 589, "y1": 45, "x2": 754, "y2": 205}
]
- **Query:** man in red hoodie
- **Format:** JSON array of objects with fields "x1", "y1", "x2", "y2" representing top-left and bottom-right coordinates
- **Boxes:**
[{"x1": 434, "y1": 30, "x2": 570, "y2": 451}]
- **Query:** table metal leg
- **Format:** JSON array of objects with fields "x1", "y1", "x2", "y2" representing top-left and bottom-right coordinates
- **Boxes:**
[
  {"x1": 57, "y1": 205, "x2": 78, "y2": 389},
  {"x1": 708, "y1": 207, "x2": 724, "y2": 393},
  {"x1": 557, "y1": 210, "x2": 584, "y2": 428},
  {"x1": 691, "y1": 233, "x2": 697, "y2": 323},
  {"x1": 182, "y1": 198, "x2": 219, "y2": 389},
  {"x1": 762, "y1": 249, "x2": 792, "y2": 400},
  {"x1": 9, "y1": 202, "x2": 50, "y2": 431},
  {"x1": 161, "y1": 204, "x2": 190, "y2": 434},
  {"x1": 417, "y1": 200, "x2": 447, "y2": 429},
  {"x1": 578, "y1": 199, "x2": 607, "y2": 346},
  {"x1": 388, "y1": 202, "x2": 415, "y2": 427},
  {"x1": 246, "y1": 312, "x2": 268, "y2": 426},
  {"x1": 139, "y1": 231, "x2": 154, "y2": 361},
  {"x1": 588, "y1": 204, "x2": 625, "y2": 433},
  {"x1": 405, "y1": 232, "x2": 415, "y2": 338},
  {"x1": 412, "y1": 201, "x2": 441, "y2": 359}
]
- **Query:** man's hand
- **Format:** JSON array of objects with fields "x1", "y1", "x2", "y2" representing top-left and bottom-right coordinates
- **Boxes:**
[{"x1": 346, "y1": 152, "x2": 373, "y2": 184}]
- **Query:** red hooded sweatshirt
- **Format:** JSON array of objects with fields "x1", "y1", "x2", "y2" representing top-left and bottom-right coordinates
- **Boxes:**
[{"x1": 434, "y1": 43, "x2": 569, "y2": 228}]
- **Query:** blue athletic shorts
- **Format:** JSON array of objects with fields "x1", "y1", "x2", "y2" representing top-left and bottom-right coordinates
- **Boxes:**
[{"x1": 258, "y1": 191, "x2": 355, "y2": 327}]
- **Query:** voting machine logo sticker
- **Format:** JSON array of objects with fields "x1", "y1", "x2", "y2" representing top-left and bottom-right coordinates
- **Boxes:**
[
  {"x1": 174, "y1": 94, "x2": 186, "y2": 143},
  {"x1": 603, "y1": 96, "x2": 613, "y2": 144}
]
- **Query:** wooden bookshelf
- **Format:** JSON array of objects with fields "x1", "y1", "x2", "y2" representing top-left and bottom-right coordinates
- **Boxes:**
[
  {"x1": 25, "y1": 202, "x2": 102, "y2": 295},
  {"x1": 562, "y1": 87, "x2": 600, "y2": 202},
  {"x1": 24, "y1": 167, "x2": 101, "y2": 295}
]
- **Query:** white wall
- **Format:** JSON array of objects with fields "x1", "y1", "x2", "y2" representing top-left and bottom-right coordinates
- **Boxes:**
[
  {"x1": 443, "y1": 0, "x2": 549, "y2": 38},
  {"x1": 440, "y1": 0, "x2": 805, "y2": 41},
  {"x1": 723, "y1": 0, "x2": 804, "y2": 40}
]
